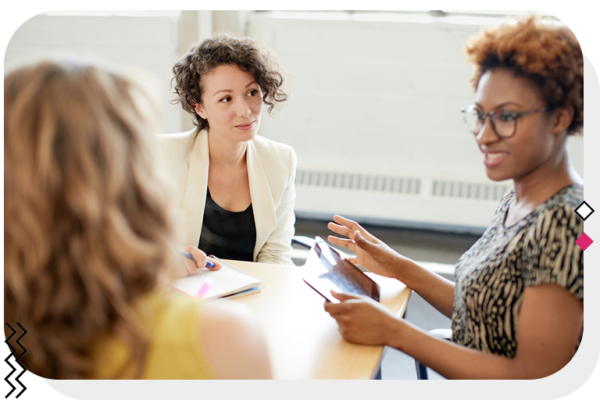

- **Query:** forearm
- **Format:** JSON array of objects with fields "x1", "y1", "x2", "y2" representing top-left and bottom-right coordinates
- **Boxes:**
[
  {"x1": 385, "y1": 318, "x2": 538, "y2": 379},
  {"x1": 394, "y1": 258, "x2": 455, "y2": 319}
]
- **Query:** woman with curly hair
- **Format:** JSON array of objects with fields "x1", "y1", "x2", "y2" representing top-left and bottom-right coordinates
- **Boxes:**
[
  {"x1": 4, "y1": 60, "x2": 271, "y2": 379},
  {"x1": 324, "y1": 16, "x2": 583, "y2": 379},
  {"x1": 163, "y1": 34, "x2": 296, "y2": 268}
]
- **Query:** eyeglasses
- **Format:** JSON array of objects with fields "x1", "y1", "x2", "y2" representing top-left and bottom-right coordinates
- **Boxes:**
[{"x1": 460, "y1": 105, "x2": 547, "y2": 139}]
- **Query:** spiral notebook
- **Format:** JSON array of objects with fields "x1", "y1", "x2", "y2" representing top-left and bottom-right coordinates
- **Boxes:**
[{"x1": 171, "y1": 257, "x2": 262, "y2": 300}]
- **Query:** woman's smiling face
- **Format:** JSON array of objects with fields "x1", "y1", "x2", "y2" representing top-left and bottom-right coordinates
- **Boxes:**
[
  {"x1": 473, "y1": 68, "x2": 563, "y2": 183},
  {"x1": 194, "y1": 64, "x2": 263, "y2": 143}
]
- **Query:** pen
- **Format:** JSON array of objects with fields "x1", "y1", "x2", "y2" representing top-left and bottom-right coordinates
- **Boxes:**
[
  {"x1": 179, "y1": 250, "x2": 216, "y2": 268},
  {"x1": 196, "y1": 277, "x2": 213, "y2": 298}
]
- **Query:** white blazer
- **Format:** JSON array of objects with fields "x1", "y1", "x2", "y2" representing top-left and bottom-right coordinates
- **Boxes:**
[{"x1": 157, "y1": 129, "x2": 296, "y2": 265}]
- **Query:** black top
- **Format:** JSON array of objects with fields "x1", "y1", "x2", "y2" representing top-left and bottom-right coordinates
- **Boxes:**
[{"x1": 198, "y1": 189, "x2": 256, "y2": 262}]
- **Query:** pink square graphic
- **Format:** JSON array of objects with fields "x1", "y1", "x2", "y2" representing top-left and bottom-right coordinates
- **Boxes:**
[{"x1": 576, "y1": 233, "x2": 593, "y2": 251}]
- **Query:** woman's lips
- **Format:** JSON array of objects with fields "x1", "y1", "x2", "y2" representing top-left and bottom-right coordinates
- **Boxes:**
[
  {"x1": 484, "y1": 152, "x2": 508, "y2": 167},
  {"x1": 235, "y1": 121, "x2": 255, "y2": 130}
]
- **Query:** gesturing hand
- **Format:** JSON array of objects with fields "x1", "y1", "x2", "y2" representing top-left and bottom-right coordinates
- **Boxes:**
[
  {"x1": 327, "y1": 215, "x2": 403, "y2": 280},
  {"x1": 324, "y1": 291, "x2": 396, "y2": 346}
]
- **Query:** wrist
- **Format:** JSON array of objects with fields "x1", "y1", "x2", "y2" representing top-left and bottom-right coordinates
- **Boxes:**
[
  {"x1": 382, "y1": 316, "x2": 406, "y2": 350},
  {"x1": 390, "y1": 254, "x2": 413, "y2": 284}
]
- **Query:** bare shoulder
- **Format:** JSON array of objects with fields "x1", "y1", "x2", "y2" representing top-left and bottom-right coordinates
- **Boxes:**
[
  {"x1": 201, "y1": 302, "x2": 272, "y2": 379},
  {"x1": 202, "y1": 301, "x2": 256, "y2": 330}
]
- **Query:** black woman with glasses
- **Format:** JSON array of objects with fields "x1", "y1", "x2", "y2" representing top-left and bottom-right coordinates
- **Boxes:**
[{"x1": 323, "y1": 16, "x2": 583, "y2": 379}]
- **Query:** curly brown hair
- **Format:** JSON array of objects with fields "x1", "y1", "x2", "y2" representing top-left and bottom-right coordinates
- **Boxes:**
[
  {"x1": 465, "y1": 16, "x2": 583, "y2": 135},
  {"x1": 171, "y1": 34, "x2": 288, "y2": 131},
  {"x1": 4, "y1": 60, "x2": 180, "y2": 378}
]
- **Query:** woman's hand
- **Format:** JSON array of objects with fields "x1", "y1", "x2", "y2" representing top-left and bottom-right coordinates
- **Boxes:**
[
  {"x1": 323, "y1": 291, "x2": 398, "y2": 346},
  {"x1": 327, "y1": 215, "x2": 404, "y2": 280},
  {"x1": 179, "y1": 246, "x2": 222, "y2": 277}
]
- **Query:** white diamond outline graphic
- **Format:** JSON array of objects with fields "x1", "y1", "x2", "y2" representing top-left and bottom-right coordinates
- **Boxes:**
[{"x1": 575, "y1": 201, "x2": 594, "y2": 221}]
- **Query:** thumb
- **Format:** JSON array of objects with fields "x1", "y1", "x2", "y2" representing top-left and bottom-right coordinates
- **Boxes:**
[{"x1": 330, "y1": 290, "x2": 359, "y2": 302}]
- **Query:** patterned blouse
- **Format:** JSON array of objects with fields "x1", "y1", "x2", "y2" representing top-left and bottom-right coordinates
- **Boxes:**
[{"x1": 451, "y1": 184, "x2": 583, "y2": 357}]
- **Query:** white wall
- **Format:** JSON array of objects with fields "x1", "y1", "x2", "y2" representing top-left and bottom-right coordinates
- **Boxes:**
[
  {"x1": 248, "y1": 13, "x2": 584, "y2": 232},
  {"x1": 249, "y1": 13, "x2": 583, "y2": 179},
  {"x1": 4, "y1": 11, "x2": 584, "y2": 232},
  {"x1": 5, "y1": 13, "x2": 182, "y2": 134}
]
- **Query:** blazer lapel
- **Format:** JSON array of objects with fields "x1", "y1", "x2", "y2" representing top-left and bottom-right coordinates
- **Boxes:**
[
  {"x1": 247, "y1": 139, "x2": 277, "y2": 261},
  {"x1": 181, "y1": 130, "x2": 209, "y2": 247}
]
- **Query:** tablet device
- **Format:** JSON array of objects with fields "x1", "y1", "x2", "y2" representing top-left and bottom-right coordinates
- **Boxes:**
[{"x1": 301, "y1": 237, "x2": 380, "y2": 303}]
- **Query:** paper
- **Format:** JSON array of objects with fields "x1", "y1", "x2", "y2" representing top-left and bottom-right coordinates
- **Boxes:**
[{"x1": 171, "y1": 258, "x2": 262, "y2": 300}]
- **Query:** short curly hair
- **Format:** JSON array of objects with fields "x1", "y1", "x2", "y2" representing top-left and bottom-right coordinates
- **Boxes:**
[
  {"x1": 171, "y1": 34, "x2": 288, "y2": 131},
  {"x1": 464, "y1": 16, "x2": 583, "y2": 135}
]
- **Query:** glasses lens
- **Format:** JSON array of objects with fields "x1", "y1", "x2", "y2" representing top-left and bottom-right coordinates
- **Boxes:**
[
  {"x1": 463, "y1": 108, "x2": 483, "y2": 134},
  {"x1": 462, "y1": 108, "x2": 517, "y2": 138},
  {"x1": 491, "y1": 112, "x2": 516, "y2": 138}
]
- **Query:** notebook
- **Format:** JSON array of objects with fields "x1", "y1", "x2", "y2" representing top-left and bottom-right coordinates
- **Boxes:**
[{"x1": 171, "y1": 257, "x2": 262, "y2": 300}]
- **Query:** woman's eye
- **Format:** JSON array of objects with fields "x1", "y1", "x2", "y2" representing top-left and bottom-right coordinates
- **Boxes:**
[
  {"x1": 220, "y1": 96, "x2": 231, "y2": 103},
  {"x1": 247, "y1": 89, "x2": 258, "y2": 97},
  {"x1": 498, "y1": 111, "x2": 516, "y2": 122}
]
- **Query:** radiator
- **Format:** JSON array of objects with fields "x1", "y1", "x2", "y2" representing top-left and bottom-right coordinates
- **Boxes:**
[{"x1": 294, "y1": 168, "x2": 511, "y2": 234}]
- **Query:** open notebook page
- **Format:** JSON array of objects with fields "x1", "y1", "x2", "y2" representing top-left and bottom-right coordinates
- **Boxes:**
[{"x1": 171, "y1": 258, "x2": 262, "y2": 300}]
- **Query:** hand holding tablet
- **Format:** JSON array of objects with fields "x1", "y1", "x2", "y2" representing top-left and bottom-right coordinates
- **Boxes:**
[{"x1": 301, "y1": 236, "x2": 380, "y2": 303}]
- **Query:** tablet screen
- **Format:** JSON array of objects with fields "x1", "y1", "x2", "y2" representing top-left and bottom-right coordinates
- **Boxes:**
[{"x1": 301, "y1": 237, "x2": 380, "y2": 303}]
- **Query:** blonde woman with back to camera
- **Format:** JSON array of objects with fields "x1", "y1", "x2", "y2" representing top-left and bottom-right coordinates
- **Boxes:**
[
  {"x1": 4, "y1": 60, "x2": 271, "y2": 379},
  {"x1": 161, "y1": 34, "x2": 297, "y2": 271}
]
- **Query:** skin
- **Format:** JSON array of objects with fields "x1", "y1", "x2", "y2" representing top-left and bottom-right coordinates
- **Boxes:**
[
  {"x1": 202, "y1": 302, "x2": 272, "y2": 379},
  {"x1": 324, "y1": 68, "x2": 583, "y2": 379},
  {"x1": 182, "y1": 65, "x2": 272, "y2": 375},
  {"x1": 473, "y1": 69, "x2": 582, "y2": 226},
  {"x1": 184, "y1": 66, "x2": 272, "y2": 377},
  {"x1": 177, "y1": 64, "x2": 264, "y2": 277},
  {"x1": 178, "y1": 245, "x2": 222, "y2": 277},
  {"x1": 195, "y1": 63, "x2": 263, "y2": 212}
]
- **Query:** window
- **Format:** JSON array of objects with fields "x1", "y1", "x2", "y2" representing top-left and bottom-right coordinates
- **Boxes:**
[
  {"x1": 266, "y1": 10, "x2": 562, "y2": 26},
  {"x1": 46, "y1": 11, "x2": 181, "y2": 17}
]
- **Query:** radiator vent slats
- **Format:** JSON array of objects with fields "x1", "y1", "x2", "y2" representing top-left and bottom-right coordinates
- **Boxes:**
[
  {"x1": 431, "y1": 180, "x2": 510, "y2": 201},
  {"x1": 296, "y1": 170, "x2": 510, "y2": 201},
  {"x1": 295, "y1": 170, "x2": 420, "y2": 195}
]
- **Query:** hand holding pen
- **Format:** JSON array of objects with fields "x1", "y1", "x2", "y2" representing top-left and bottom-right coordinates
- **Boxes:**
[{"x1": 179, "y1": 246, "x2": 222, "y2": 277}]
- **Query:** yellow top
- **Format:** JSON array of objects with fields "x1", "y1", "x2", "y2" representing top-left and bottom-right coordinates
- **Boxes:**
[{"x1": 90, "y1": 289, "x2": 214, "y2": 379}]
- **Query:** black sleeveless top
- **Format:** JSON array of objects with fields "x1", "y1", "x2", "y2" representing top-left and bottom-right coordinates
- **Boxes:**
[{"x1": 198, "y1": 189, "x2": 256, "y2": 262}]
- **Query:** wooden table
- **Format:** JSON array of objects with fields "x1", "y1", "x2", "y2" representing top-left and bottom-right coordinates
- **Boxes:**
[{"x1": 217, "y1": 260, "x2": 411, "y2": 380}]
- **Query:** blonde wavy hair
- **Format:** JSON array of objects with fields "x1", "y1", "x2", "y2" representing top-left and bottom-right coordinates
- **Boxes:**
[{"x1": 4, "y1": 60, "x2": 180, "y2": 378}]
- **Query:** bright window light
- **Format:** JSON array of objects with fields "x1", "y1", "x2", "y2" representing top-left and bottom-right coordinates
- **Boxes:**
[
  {"x1": 270, "y1": 11, "x2": 350, "y2": 21},
  {"x1": 443, "y1": 10, "x2": 532, "y2": 15},
  {"x1": 268, "y1": 10, "x2": 561, "y2": 26},
  {"x1": 46, "y1": 10, "x2": 181, "y2": 17},
  {"x1": 351, "y1": 13, "x2": 434, "y2": 24}
]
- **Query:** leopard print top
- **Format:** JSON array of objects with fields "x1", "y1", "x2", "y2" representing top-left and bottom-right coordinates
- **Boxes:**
[{"x1": 451, "y1": 184, "x2": 583, "y2": 357}]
